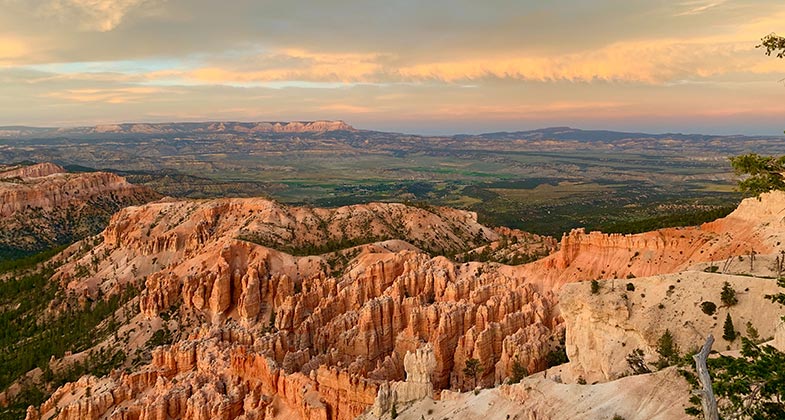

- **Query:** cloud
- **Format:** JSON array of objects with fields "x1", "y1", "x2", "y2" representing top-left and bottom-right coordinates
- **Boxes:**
[
  {"x1": 676, "y1": 0, "x2": 726, "y2": 16},
  {"x1": 137, "y1": 34, "x2": 773, "y2": 87},
  {"x1": 0, "y1": 36, "x2": 29, "y2": 63},
  {"x1": 44, "y1": 86, "x2": 167, "y2": 103},
  {"x1": 0, "y1": 0, "x2": 783, "y2": 134},
  {"x1": 182, "y1": 51, "x2": 383, "y2": 84},
  {"x1": 397, "y1": 38, "x2": 763, "y2": 84},
  {"x1": 319, "y1": 103, "x2": 376, "y2": 114},
  {"x1": 36, "y1": 0, "x2": 160, "y2": 31}
]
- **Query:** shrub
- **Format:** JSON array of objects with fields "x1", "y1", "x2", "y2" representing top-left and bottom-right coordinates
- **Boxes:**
[
  {"x1": 509, "y1": 360, "x2": 528, "y2": 384},
  {"x1": 746, "y1": 321, "x2": 760, "y2": 343},
  {"x1": 547, "y1": 336, "x2": 569, "y2": 367},
  {"x1": 721, "y1": 281, "x2": 738, "y2": 306},
  {"x1": 626, "y1": 282, "x2": 635, "y2": 291},
  {"x1": 590, "y1": 280, "x2": 600, "y2": 294},
  {"x1": 700, "y1": 301, "x2": 717, "y2": 315}
]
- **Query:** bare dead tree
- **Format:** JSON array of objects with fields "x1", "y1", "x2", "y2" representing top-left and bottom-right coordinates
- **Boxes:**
[
  {"x1": 778, "y1": 250, "x2": 785, "y2": 278},
  {"x1": 722, "y1": 256, "x2": 733, "y2": 274},
  {"x1": 693, "y1": 334, "x2": 719, "y2": 420}
]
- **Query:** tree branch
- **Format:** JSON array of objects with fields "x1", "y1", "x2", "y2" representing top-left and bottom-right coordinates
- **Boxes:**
[{"x1": 693, "y1": 334, "x2": 719, "y2": 420}]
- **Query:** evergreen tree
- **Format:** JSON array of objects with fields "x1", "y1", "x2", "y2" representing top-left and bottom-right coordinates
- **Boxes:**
[
  {"x1": 730, "y1": 154, "x2": 785, "y2": 196},
  {"x1": 463, "y1": 358, "x2": 483, "y2": 389},
  {"x1": 723, "y1": 313, "x2": 737, "y2": 342},
  {"x1": 510, "y1": 360, "x2": 528, "y2": 384},
  {"x1": 758, "y1": 33, "x2": 785, "y2": 58},
  {"x1": 655, "y1": 329, "x2": 679, "y2": 369},
  {"x1": 745, "y1": 321, "x2": 760, "y2": 343},
  {"x1": 721, "y1": 282, "x2": 738, "y2": 307}
]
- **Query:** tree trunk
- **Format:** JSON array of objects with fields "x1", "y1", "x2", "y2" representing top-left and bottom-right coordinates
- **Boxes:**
[{"x1": 693, "y1": 334, "x2": 719, "y2": 420}]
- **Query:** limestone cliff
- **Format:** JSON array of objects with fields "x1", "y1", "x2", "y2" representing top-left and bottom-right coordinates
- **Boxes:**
[
  {"x1": 25, "y1": 191, "x2": 785, "y2": 420},
  {"x1": 515, "y1": 190, "x2": 785, "y2": 291},
  {"x1": 67, "y1": 120, "x2": 357, "y2": 136},
  {"x1": 28, "y1": 198, "x2": 560, "y2": 419},
  {"x1": 0, "y1": 163, "x2": 160, "y2": 254},
  {"x1": 0, "y1": 162, "x2": 66, "y2": 179},
  {"x1": 560, "y1": 272, "x2": 783, "y2": 382}
]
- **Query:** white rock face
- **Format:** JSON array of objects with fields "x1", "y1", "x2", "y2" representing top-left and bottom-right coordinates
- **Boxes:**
[
  {"x1": 371, "y1": 343, "x2": 436, "y2": 417},
  {"x1": 560, "y1": 271, "x2": 783, "y2": 383}
]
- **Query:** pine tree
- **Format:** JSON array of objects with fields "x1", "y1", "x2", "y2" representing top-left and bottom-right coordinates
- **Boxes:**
[
  {"x1": 510, "y1": 360, "x2": 528, "y2": 384},
  {"x1": 721, "y1": 282, "x2": 738, "y2": 306},
  {"x1": 723, "y1": 313, "x2": 737, "y2": 342},
  {"x1": 655, "y1": 329, "x2": 679, "y2": 369},
  {"x1": 746, "y1": 321, "x2": 760, "y2": 343},
  {"x1": 463, "y1": 358, "x2": 484, "y2": 389}
]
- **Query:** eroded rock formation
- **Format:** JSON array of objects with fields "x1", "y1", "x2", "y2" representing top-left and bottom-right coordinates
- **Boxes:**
[
  {"x1": 0, "y1": 163, "x2": 159, "y2": 253},
  {"x1": 26, "y1": 191, "x2": 785, "y2": 419}
]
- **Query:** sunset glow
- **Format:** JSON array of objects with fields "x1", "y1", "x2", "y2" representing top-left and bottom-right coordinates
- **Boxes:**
[{"x1": 1, "y1": 0, "x2": 783, "y2": 134}]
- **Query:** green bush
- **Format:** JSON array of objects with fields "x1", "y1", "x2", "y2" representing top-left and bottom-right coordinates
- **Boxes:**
[
  {"x1": 721, "y1": 282, "x2": 738, "y2": 307},
  {"x1": 590, "y1": 280, "x2": 600, "y2": 294},
  {"x1": 700, "y1": 301, "x2": 717, "y2": 315},
  {"x1": 509, "y1": 360, "x2": 528, "y2": 384}
]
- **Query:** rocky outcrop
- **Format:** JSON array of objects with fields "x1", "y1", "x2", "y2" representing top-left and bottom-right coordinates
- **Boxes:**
[
  {"x1": 61, "y1": 121, "x2": 357, "y2": 136},
  {"x1": 371, "y1": 344, "x2": 436, "y2": 417},
  {"x1": 514, "y1": 191, "x2": 785, "y2": 291},
  {"x1": 560, "y1": 272, "x2": 783, "y2": 382},
  {"x1": 29, "y1": 191, "x2": 785, "y2": 419},
  {"x1": 27, "y1": 326, "x2": 377, "y2": 420},
  {"x1": 34, "y1": 198, "x2": 560, "y2": 419},
  {"x1": 0, "y1": 162, "x2": 66, "y2": 179},
  {"x1": 359, "y1": 367, "x2": 691, "y2": 420},
  {"x1": 0, "y1": 164, "x2": 159, "y2": 253}
]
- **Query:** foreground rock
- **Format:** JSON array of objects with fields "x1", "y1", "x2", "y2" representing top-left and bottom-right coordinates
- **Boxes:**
[
  {"x1": 23, "y1": 191, "x2": 785, "y2": 419},
  {"x1": 365, "y1": 367, "x2": 690, "y2": 420},
  {"x1": 561, "y1": 271, "x2": 783, "y2": 383}
]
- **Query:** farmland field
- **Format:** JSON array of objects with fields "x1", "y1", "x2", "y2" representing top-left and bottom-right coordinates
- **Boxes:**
[{"x1": 2, "y1": 125, "x2": 778, "y2": 236}]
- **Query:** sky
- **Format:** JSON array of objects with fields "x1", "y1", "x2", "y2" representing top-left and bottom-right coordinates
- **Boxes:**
[{"x1": 0, "y1": 0, "x2": 783, "y2": 135}]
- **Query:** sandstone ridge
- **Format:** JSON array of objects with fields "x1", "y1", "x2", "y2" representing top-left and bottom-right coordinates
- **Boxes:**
[
  {"x1": 0, "y1": 163, "x2": 160, "y2": 254},
  {"x1": 24, "y1": 191, "x2": 785, "y2": 419}
]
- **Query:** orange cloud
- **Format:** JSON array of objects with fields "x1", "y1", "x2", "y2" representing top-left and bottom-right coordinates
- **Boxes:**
[
  {"x1": 169, "y1": 50, "x2": 384, "y2": 84},
  {"x1": 44, "y1": 86, "x2": 166, "y2": 103},
  {"x1": 142, "y1": 32, "x2": 780, "y2": 87},
  {"x1": 319, "y1": 103, "x2": 375, "y2": 114},
  {"x1": 0, "y1": 36, "x2": 29, "y2": 63},
  {"x1": 396, "y1": 37, "x2": 768, "y2": 84}
]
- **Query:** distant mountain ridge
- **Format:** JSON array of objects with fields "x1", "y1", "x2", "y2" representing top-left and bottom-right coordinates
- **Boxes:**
[
  {"x1": 0, "y1": 120, "x2": 356, "y2": 137},
  {"x1": 467, "y1": 126, "x2": 760, "y2": 142},
  {"x1": 0, "y1": 122, "x2": 779, "y2": 140}
]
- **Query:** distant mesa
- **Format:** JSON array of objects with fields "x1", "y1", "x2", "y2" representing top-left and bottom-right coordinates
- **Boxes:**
[{"x1": 0, "y1": 120, "x2": 357, "y2": 137}]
